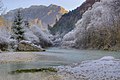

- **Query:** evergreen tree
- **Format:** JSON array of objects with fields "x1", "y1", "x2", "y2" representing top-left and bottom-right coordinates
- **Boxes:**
[
  {"x1": 11, "y1": 10, "x2": 24, "y2": 42},
  {"x1": 48, "y1": 24, "x2": 52, "y2": 33}
]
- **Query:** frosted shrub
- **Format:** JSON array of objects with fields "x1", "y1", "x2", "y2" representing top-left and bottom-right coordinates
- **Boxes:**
[
  {"x1": 0, "y1": 27, "x2": 10, "y2": 51},
  {"x1": 62, "y1": 0, "x2": 120, "y2": 50},
  {"x1": 31, "y1": 25, "x2": 53, "y2": 47},
  {"x1": 0, "y1": 36, "x2": 9, "y2": 51}
]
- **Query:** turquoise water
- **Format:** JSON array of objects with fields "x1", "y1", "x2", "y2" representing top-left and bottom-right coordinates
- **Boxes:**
[
  {"x1": 0, "y1": 47, "x2": 120, "y2": 80},
  {"x1": 1, "y1": 47, "x2": 120, "y2": 71}
]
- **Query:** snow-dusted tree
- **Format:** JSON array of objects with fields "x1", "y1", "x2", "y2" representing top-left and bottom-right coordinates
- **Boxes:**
[
  {"x1": 0, "y1": 0, "x2": 4, "y2": 14},
  {"x1": 24, "y1": 20, "x2": 29, "y2": 28},
  {"x1": 30, "y1": 25, "x2": 53, "y2": 47},
  {"x1": 0, "y1": 0, "x2": 10, "y2": 51},
  {"x1": 23, "y1": 20, "x2": 40, "y2": 44},
  {"x1": 108, "y1": 0, "x2": 120, "y2": 46},
  {"x1": 62, "y1": 0, "x2": 120, "y2": 50},
  {"x1": 0, "y1": 27, "x2": 10, "y2": 51},
  {"x1": 11, "y1": 10, "x2": 24, "y2": 42}
]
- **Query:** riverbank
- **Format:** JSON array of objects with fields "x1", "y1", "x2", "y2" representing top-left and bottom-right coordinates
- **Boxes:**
[
  {"x1": 0, "y1": 52, "x2": 39, "y2": 63},
  {"x1": 56, "y1": 56, "x2": 120, "y2": 80},
  {"x1": 0, "y1": 48, "x2": 120, "y2": 80},
  {"x1": 3, "y1": 55, "x2": 120, "y2": 80},
  {"x1": 0, "y1": 50, "x2": 67, "y2": 64}
]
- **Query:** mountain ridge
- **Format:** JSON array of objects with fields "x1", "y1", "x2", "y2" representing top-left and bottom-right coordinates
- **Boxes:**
[
  {"x1": 50, "y1": 0, "x2": 100, "y2": 37},
  {"x1": 4, "y1": 4, "x2": 68, "y2": 32}
]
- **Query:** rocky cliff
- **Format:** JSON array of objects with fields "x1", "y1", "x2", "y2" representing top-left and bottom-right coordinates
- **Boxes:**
[{"x1": 50, "y1": 0, "x2": 100, "y2": 37}]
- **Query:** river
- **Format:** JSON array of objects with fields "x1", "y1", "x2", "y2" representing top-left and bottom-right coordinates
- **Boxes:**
[{"x1": 0, "y1": 47, "x2": 120, "y2": 80}]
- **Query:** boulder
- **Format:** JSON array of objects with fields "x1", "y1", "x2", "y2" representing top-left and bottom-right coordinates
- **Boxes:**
[{"x1": 18, "y1": 40, "x2": 45, "y2": 51}]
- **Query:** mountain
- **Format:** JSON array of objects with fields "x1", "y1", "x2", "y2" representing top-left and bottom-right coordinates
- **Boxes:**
[
  {"x1": 4, "y1": 4, "x2": 68, "y2": 32},
  {"x1": 62, "y1": 0, "x2": 120, "y2": 50},
  {"x1": 50, "y1": 0, "x2": 100, "y2": 37}
]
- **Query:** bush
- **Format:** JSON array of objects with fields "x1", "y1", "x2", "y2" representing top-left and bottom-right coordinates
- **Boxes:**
[{"x1": 0, "y1": 36, "x2": 9, "y2": 51}]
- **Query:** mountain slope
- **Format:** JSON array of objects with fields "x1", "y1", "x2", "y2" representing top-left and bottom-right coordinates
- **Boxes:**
[
  {"x1": 50, "y1": 0, "x2": 100, "y2": 37},
  {"x1": 4, "y1": 4, "x2": 68, "y2": 32}
]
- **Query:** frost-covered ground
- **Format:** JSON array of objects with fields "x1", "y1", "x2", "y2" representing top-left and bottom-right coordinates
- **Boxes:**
[{"x1": 56, "y1": 56, "x2": 120, "y2": 80}]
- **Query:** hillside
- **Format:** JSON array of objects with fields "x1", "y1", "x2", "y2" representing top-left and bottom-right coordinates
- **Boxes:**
[
  {"x1": 50, "y1": 0, "x2": 100, "y2": 37},
  {"x1": 4, "y1": 4, "x2": 68, "y2": 32}
]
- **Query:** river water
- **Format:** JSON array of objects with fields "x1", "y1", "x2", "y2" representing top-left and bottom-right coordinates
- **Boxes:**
[{"x1": 0, "y1": 47, "x2": 120, "y2": 80}]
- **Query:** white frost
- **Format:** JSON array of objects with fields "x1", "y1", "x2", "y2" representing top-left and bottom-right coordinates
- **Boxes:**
[
  {"x1": 24, "y1": 27, "x2": 40, "y2": 43},
  {"x1": 30, "y1": 25, "x2": 53, "y2": 45},
  {"x1": 62, "y1": 0, "x2": 120, "y2": 49},
  {"x1": 57, "y1": 56, "x2": 120, "y2": 80},
  {"x1": 100, "y1": 56, "x2": 115, "y2": 60}
]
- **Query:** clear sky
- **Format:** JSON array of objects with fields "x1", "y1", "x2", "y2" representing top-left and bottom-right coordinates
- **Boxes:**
[{"x1": 2, "y1": 0, "x2": 85, "y2": 12}]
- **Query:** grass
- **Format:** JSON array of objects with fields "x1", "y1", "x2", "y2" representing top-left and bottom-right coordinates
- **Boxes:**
[
  {"x1": 16, "y1": 49, "x2": 46, "y2": 52},
  {"x1": 9, "y1": 67, "x2": 57, "y2": 74}
]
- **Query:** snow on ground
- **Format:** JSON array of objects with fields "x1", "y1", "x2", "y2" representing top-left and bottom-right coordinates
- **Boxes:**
[
  {"x1": 56, "y1": 56, "x2": 120, "y2": 80},
  {"x1": 20, "y1": 40, "x2": 42, "y2": 49}
]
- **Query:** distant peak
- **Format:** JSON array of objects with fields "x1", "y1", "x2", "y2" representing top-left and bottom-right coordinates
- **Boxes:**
[
  {"x1": 29, "y1": 5, "x2": 47, "y2": 8},
  {"x1": 59, "y1": 7, "x2": 68, "y2": 14},
  {"x1": 86, "y1": 0, "x2": 100, "y2": 2},
  {"x1": 48, "y1": 4, "x2": 68, "y2": 14},
  {"x1": 48, "y1": 4, "x2": 59, "y2": 7}
]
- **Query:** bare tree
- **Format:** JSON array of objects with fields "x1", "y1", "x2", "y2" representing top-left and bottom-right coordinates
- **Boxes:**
[{"x1": 0, "y1": 0, "x2": 4, "y2": 14}]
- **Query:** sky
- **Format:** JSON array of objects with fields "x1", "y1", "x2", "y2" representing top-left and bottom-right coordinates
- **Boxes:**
[{"x1": 2, "y1": 0, "x2": 85, "y2": 12}]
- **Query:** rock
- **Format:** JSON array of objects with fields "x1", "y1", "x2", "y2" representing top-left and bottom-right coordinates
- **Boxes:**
[{"x1": 18, "y1": 40, "x2": 45, "y2": 51}]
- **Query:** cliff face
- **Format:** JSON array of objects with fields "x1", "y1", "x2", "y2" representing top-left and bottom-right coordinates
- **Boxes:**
[
  {"x1": 4, "y1": 4, "x2": 68, "y2": 32},
  {"x1": 50, "y1": 0, "x2": 100, "y2": 37}
]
